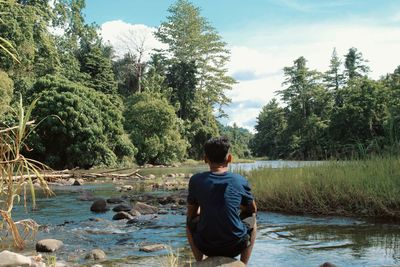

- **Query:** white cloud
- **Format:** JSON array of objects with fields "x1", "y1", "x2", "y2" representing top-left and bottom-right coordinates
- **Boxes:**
[{"x1": 100, "y1": 20, "x2": 166, "y2": 60}]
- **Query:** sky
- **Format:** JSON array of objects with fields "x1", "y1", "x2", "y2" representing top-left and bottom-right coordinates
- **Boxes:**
[{"x1": 84, "y1": 0, "x2": 400, "y2": 132}]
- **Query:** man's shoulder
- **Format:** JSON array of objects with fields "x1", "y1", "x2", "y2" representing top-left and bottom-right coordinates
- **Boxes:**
[
  {"x1": 227, "y1": 172, "x2": 248, "y2": 183},
  {"x1": 189, "y1": 171, "x2": 209, "y2": 183}
]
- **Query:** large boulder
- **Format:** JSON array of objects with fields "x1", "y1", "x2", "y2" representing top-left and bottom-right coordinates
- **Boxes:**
[
  {"x1": 0, "y1": 250, "x2": 31, "y2": 267},
  {"x1": 132, "y1": 202, "x2": 158, "y2": 214},
  {"x1": 36, "y1": 239, "x2": 64, "y2": 252},
  {"x1": 85, "y1": 249, "x2": 106, "y2": 260},
  {"x1": 112, "y1": 203, "x2": 132, "y2": 212},
  {"x1": 186, "y1": 257, "x2": 246, "y2": 267},
  {"x1": 90, "y1": 199, "x2": 109, "y2": 212}
]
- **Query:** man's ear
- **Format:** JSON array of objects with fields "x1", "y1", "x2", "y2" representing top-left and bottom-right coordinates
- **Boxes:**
[
  {"x1": 204, "y1": 155, "x2": 209, "y2": 164},
  {"x1": 227, "y1": 154, "x2": 232, "y2": 163}
]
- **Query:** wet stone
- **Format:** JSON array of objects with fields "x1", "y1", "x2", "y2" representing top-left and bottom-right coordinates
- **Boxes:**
[
  {"x1": 139, "y1": 244, "x2": 166, "y2": 252},
  {"x1": 90, "y1": 199, "x2": 109, "y2": 212},
  {"x1": 36, "y1": 239, "x2": 64, "y2": 252},
  {"x1": 106, "y1": 197, "x2": 125, "y2": 204},
  {"x1": 112, "y1": 203, "x2": 132, "y2": 212},
  {"x1": 112, "y1": 211, "x2": 133, "y2": 220},
  {"x1": 85, "y1": 249, "x2": 106, "y2": 260}
]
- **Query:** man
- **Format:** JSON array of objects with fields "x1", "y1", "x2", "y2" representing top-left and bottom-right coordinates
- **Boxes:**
[{"x1": 186, "y1": 136, "x2": 257, "y2": 264}]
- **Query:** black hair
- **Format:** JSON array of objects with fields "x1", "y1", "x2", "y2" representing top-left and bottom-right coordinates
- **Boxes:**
[{"x1": 204, "y1": 136, "x2": 231, "y2": 164}]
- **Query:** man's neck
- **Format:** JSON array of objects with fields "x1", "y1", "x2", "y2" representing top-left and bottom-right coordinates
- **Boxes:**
[{"x1": 209, "y1": 164, "x2": 228, "y2": 174}]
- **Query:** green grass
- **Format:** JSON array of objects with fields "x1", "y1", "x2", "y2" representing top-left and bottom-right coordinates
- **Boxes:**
[{"x1": 247, "y1": 156, "x2": 400, "y2": 219}]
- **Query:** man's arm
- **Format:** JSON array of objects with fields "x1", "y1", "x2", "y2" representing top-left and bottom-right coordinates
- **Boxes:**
[
  {"x1": 186, "y1": 203, "x2": 203, "y2": 261},
  {"x1": 240, "y1": 200, "x2": 257, "y2": 220}
]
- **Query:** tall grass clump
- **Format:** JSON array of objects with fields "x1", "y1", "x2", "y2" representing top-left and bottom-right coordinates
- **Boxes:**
[
  {"x1": 0, "y1": 97, "x2": 52, "y2": 249},
  {"x1": 248, "y1": 157, "x2": 400, "y2": 219}
]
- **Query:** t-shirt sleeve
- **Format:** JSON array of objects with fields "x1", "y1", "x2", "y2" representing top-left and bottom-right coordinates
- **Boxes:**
[
  {"x1": 187, "y1": 176, "x2": 198, "y2": 205},
  {"x1": 240, "y1": 179, "x2": 254, "y2": 206}
]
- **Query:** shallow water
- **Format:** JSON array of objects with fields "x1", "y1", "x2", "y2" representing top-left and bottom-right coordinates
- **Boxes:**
[{"x1": 9, "y1": 161, "x2": 400, "y2": 266}]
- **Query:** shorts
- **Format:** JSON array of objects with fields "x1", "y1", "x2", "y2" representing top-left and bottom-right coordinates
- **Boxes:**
[{"x1": 187, "y1": 216, "x2": 255, "y2": 258}]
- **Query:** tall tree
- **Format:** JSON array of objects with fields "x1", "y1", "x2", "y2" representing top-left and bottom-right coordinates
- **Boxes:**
[
  {"x1": 324, "y1": 48, "x2": 344, "y2": 91},
  {"x1": 344, "y1": 47, "x2": 370, "y2": 82},
  {"x1": 251, "y1": 99, "x2": 286, "y2": 158},
  {"x1": 155, "y1": 0, "x2": 235, "y2": 112},
  {"x1": 166, "y1": 60, "x2": 198, "y2": 120},
  {"x1": 278, "y1": 57, "x2": 332, "y2": 159}
]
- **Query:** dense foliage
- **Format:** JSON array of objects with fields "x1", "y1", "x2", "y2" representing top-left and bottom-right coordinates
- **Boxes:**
[
  {"x1": 27, "y1": 76, "x2": 136, "y2": 169},
  {"x1": 124, "y1": 92, "x2": 187, "y2": 165},
  {"x1": 252, "y1": 49, "x2": 400, "y2": 159},
  {"x1": 0, "y1": 0, "x2": 240, "y2": 168},
  {"x1": 0, "y1": 71, "x2": 13, "y2": 116}
]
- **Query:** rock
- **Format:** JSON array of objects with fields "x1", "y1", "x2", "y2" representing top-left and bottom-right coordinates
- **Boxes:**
[
  {"x1": 139, "y1": 244, "x2": 166, "y2": 252},
  {"x1": 177, "y1": 198, "x2": 186, "y2": 205},
  {"x1": 77, "y1": 191, "x2": 95, "y2": 201},
  {"x1": 158, "y1": 196, "x2": 175, "y2": 205},
  {"x1": 112, "y1": 211, "x2": 133, "y2": 220},
  {"x1": 132, "y1": 202, "x2": 158, "y2": 214},
  {"x1": 158, "y1": 209, "x2": 168, "y2": 214},
  {"x1": 122, "y1": 185, "x2": 133, "y2": 191},
  {"x1": 127, "y1": 214, "x2": 158, "y2": 225},
  {"x1": 73, "y1": 178, "x2": 84, "y2": 186},
  {"x1": 90, "y1": 199, "x2": 109, "y2": 212},
  {"x1": 147, "y1": 174, "x2": 156, "y2": 179},
  {"x1": 166, "y1": 173, "x2": 176, "y2": 178},
  {"x1": 320, "y1": 263, "x2": 337, "y2": 267},
  {"x1": 186, "y1": 257, "x2": 246, "y2": 267},
  {"x1": 85, "y1": 249, "x2": 106, "y2": 260},
  {"x1": 106, "y1": 197, "x2": 125, "y2": 204},
  {"x1": 92, "y1": 265, "x2": 103, "y2": 267},
  {"x1": 0, "y1": 250, "x2": 31, "y2": 267},
  {"x1": 129, "y1": 209, "x2": 141, "y2": 217},
  {"x1": 36, "y1": 239, "x2": 64, "y2": 252},
  {"x1": 112, "y1": 203, "x2": 132, "y2": 212}
]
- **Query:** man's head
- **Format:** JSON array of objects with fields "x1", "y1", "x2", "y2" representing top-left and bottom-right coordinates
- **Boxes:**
[{"x1": 204, "y1": 136, "x2": 231, "y2": 164}]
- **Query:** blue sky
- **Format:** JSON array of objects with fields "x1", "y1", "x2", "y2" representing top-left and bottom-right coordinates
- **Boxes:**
[{"x1": 84, "y1": 0, "x2": 400, "y2": 131}]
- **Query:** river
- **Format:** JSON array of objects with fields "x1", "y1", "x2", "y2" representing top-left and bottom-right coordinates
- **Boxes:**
[{"x1": 10, "y1": 161, "x2": 400, "y2": 266}]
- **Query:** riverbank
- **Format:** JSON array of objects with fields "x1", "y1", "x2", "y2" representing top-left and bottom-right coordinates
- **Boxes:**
[{"x1": 248, "y1": 157, "x2": 400, "y2": 219}]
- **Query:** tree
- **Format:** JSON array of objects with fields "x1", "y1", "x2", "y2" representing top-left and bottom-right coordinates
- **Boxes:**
[
  {"x1": 166, "y1": 60, "x2": 198, "y2": 120},
  {"x1": 0, "y1": 71, "x2": 13, "y2": 116},
  {"x1": 155, "y1": 0, "x2": 235, "y2": 112},
  {"x1": 113, "y1": 53, "x2": 139, "y2": 96},
  {"x1": 27, "y1": 76, "x2": 136, "y2": 169},
  {"x1": 278, "y1": 57, "x2": 332, "y2": 159},
  {"x1": 344, "y1": 47, "x2": 370, "y2": 82},
  {"x1": 219, "y1": 123, "x2": 253, "y2": 159},
  {"x1": 124, "y1": 92, "x2": 188, "y2": 165},
  {"x1": 251, "y1": 99, "x2": 287, "y2": 158},
  {"x1": 329, "y1": 79, "x2": 388, "y2": 156},
  {"x1": 324, "y1": 48, "x2": 344, "y2": 91},
  {"x1": 79, "y1": 45, "x2": 117, "y2": 94}
]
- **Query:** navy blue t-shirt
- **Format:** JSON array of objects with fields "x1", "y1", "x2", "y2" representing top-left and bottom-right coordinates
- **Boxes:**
[{"x1": 187, "y1": 171, "x2": 254, "y2": 249}]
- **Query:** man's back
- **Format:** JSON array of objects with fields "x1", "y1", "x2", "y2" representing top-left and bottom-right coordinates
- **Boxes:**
[{"x1": 187, "y1": 171, "x2": 253, "y2": 250}]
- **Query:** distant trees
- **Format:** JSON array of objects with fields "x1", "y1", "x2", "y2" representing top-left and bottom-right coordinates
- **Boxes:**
[{"x1": 253, "y1": 48, "x2": 398, "y2": 159}]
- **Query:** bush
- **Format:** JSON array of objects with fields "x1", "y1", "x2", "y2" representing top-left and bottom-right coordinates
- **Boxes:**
[
  {"x1": 28, "y1": 75, "x2": 136, "y2": 169},
  {"x1": 125, "y1": 92, "x2": 188, "y2": 165}
]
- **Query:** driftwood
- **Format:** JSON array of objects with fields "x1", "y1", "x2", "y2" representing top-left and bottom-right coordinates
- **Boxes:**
[{"x1": 8, "y1": 168, "x2": 144, "y2": 182}]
